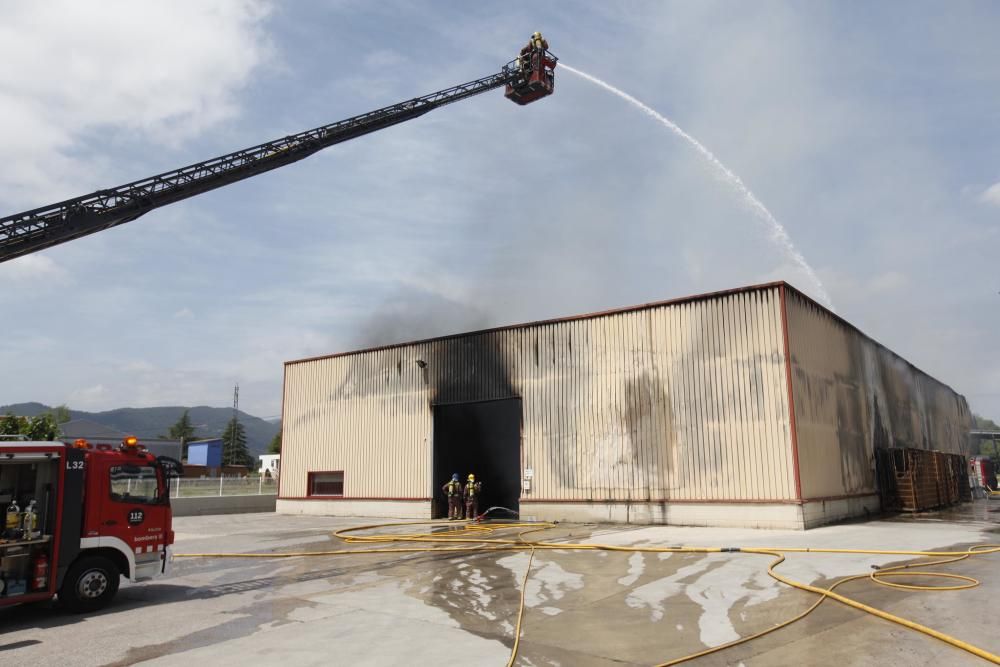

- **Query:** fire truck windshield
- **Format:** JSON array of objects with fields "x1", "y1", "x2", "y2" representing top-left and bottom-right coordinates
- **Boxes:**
[{"x1": 110, "y1": 465, "x2": 162, "y2": 504}]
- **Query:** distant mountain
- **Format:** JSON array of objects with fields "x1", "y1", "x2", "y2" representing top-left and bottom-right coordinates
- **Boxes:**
[{"x1": 1, "y1": 402, "x2": 280, "y2": 458}]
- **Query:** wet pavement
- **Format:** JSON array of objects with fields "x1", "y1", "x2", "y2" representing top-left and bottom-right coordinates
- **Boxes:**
[{"x1": 0, "y1": 502, "x2": 998, "y2": 666}]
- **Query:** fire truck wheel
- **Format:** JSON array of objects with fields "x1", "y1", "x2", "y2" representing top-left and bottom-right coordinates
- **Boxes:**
[{"x1": 59, "y1": 555, "x2": 121, "y2": 613}]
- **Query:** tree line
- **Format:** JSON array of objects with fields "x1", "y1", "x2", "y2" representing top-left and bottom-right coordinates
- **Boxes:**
[{"x1": 0, "y1": 405, "x2": 69, "y2": 440}]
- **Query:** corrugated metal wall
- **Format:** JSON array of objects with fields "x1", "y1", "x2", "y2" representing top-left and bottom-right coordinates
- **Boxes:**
[
  {"x1": 281, "y1": 285, "x2": 798, "y2": 503},
  {"x1": 282, "y1": 346, "x2": 437, "y2": 500},
  {"x1": 785, "y1": 288, "x2": 974, "y2": 500}
]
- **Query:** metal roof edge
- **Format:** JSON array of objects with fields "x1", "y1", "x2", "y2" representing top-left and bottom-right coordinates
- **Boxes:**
[
  {"x1": 781, "y1": 283, "x2": 970, "y2": 406},
  {"x1": 284, "y1": 280, "x2": 788, "y2": 367}
]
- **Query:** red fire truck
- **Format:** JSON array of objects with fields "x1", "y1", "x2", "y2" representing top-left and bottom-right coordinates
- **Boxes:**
[
  {"x1": 969, "y1": 456, "x2": 997, "y2": 497},
  {"x1": 0, "y1": 36, "x2": 557, "y2": 612},
  {"x1": 0, "y1": 437, "x2": 179, "y2": 611}
]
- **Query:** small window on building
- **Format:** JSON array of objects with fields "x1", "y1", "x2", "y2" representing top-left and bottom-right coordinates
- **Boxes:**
[{"x1": 309, "y1": 471, "x2": 344, "y2": 497}]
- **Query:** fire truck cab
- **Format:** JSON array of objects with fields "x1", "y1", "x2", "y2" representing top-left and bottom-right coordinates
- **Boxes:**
[
  {"x1": 969, "y1": 456, "x2": 997, "y2": 498},
  {"x1": 1, "y1": 437, "x2": 178, "y2": 611}
]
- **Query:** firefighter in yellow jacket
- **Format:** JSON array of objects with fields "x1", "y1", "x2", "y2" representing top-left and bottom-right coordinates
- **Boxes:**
[
  {"x1": 442, "y1": 473, "x2": 463, "y2": 520},
  {"x1": 464, "y1": 473, "x2": 483, "y2": 520},
  {"x1": 520, "y1": 31, "x2": 548, "y2": 56}
]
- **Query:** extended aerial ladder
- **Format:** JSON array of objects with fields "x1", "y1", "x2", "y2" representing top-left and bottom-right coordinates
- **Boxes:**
[{"x1": 0, "y1": 42, "x2": 557, "y2": 264}]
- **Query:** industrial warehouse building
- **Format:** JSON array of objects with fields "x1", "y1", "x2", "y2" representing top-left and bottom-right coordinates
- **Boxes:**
[{"x1": 276, "y1": 282, "x2": 974, "y2": 529}]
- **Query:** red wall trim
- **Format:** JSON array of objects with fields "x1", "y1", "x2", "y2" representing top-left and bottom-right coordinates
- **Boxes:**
[
  {"x1": 779, "y1": 284, "x2": 804, "y2": 501},
  {"x1": 279, "y1": 496, "x2": 432, "y2": 502}
]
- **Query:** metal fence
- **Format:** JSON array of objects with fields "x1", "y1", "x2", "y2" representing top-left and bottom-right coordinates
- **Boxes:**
[{"x1": 169, "y1": 476, "x2": 278, "y2": 498}]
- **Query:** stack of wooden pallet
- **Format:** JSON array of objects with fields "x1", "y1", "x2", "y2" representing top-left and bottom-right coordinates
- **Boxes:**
[{"x1": 885, "y1": 448, "x2": 969, "y2": 512}]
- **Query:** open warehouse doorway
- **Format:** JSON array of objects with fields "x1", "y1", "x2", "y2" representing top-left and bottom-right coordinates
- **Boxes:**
[{"x1": 432, "y1": 398, "x2": 521, "y2": 519}]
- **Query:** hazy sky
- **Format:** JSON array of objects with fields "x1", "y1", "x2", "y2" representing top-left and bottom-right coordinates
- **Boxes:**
[{"x1": 1, "y1": 1, "x2": 997, "y2": 420}]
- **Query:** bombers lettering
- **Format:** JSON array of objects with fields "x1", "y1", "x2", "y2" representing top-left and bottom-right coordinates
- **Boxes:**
[{"x1": 133, "y1": 534, "x2": 163, "y2": 542}]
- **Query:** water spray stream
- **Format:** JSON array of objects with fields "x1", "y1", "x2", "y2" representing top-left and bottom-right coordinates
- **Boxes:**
[{"x1": 560, "y1": 63, "x2": 833, "y2": 309}]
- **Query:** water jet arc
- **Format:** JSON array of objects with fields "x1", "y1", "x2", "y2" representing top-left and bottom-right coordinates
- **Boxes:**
[{"x1": 560, "y1": 63, "x2": 832, "y2": 309}]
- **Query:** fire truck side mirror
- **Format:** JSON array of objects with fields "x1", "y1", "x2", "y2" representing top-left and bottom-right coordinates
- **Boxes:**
[
  {"x1": 155, "y1": 456, "x2": 184, "y2": 479},
  {"x1": 154, "y1": 456, "x2": 184, "y2": 502}
]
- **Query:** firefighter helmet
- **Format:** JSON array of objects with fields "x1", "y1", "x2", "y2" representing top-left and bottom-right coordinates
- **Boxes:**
[
  {"x1": 452, "y1": 473, "x2": 459, "y2": 481},
  {"x1": 468, "y1": 474, "x2": 475, "y2": 481},
  {"x1": 532, "y1": 31, "x2": 542, "y2": 40}
]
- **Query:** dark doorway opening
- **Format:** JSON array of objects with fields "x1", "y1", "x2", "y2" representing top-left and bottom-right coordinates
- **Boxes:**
[{"x1": 432, "y1": 398, "x2": 521, "y2": 519}]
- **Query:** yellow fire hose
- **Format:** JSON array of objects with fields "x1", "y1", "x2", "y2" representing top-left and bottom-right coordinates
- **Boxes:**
[
  {"x1": 175, "y1": 520, "x2": 1000, "y2": 665},
  {"x1": 506, "y1": 546, "x2": 535, "y2": 667}
]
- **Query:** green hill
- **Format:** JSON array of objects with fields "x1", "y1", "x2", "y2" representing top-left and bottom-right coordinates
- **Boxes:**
[{"x1": 1, "y1": 402, "x2": 279, "y2": 458}]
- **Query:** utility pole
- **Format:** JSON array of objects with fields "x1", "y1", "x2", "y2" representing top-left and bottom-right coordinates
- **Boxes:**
[{"x1": 228, "y1": 383, "x2": 239, "y2": 468}]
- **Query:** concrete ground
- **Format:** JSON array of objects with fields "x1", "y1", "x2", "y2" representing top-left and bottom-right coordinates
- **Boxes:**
[{"x1": 1, "y1": 502, "x2": 998, "y2": 667}]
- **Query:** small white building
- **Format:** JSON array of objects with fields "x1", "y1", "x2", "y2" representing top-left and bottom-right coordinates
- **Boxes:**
[{"x1": 258, "y1": 454, "x2": 280, "y2": 478}]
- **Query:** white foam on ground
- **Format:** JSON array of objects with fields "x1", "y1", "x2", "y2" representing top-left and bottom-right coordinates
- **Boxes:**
[
  {"x1": 527, "y1": 560, "x2": 584, "y2": 606},
  {"x1": 580, "y1": 519, "x2": 992, "y2": 646},
  {"x1": 443, "y1": 563, "x2": 501, "y2": 622},
  {"x1": 496, "y1": 553, "x2": 584, "y2": 609},
  {"x1": 579, "y1": 521, "x2": 991, "y2": 584},
  {"x1": 617, "y1": 552, "x2": 646, "y2": 587},
  {"x1": 684, "y1": 557, "x2": 781, "y2": 646},
  {"x1": 468, "y1": 569, "x2": 490, "y2": 587},
  {"x1": 467, "y1": 585, "x2": 493, "y2": 612},
  {"x1": 626, "y1": 558, "x2": 715, "y2": 621}
]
